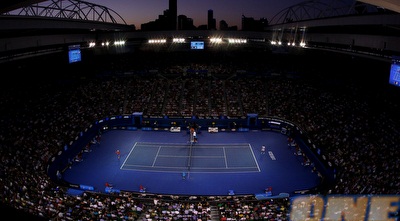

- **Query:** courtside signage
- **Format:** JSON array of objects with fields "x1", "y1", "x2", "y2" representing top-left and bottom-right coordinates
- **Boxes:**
[{"x1": 290, "y1": 195, "x2": 400, "y2": 220}]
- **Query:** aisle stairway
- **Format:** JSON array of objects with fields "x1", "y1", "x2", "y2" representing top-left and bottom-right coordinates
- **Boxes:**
[{"x1": 210, "y1": 205, "x2": 220, "y2": 221}]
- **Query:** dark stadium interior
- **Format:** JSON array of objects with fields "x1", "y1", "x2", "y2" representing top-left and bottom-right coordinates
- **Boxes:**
[{"x1": 1, "y1": 0, "x2": 400, "y2": 220}]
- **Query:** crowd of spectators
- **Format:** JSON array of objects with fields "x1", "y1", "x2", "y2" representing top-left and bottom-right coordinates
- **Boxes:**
[{"x1": 0, "y1": 49, "x2": 399, "y2": 220}]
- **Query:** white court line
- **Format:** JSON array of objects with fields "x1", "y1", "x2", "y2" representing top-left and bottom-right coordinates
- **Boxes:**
[
  {"x1": 248, "y1": 144, "x2": 261, "y2": 172},
  {"x1": 223, "y1": 147, "x2": 228, "y2": 168},
  {"x1": 120, "y1": 166, "x2": 261, "y2": 173},
  {"x1": 123, "y1": 142, "x2": 260, "y2": 172},
  {"x1": 152, "y1": 146, "x2": 162, "y2": 167},
  {"x1": 120, "y1": 142, "x2": 138, "y2": 169}
]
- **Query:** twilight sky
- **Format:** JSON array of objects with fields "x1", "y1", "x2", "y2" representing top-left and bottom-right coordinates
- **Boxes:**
[{"x1": 94, "y1": 0, "x2": 305, "y2": 29}]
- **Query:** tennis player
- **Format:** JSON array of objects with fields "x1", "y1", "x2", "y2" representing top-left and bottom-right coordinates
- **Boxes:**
[{"x1": 115, "y1": 149, "x2": 121, "y2": 160}]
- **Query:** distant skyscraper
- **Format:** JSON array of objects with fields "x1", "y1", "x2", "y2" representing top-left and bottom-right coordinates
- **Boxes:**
[
  {"x1": 169, "y1": 0, "x2": 177, "y2": 30},
  {"x1": 178, "y1": 15, "x2": 195, "y2": 30},
  {"x1": 142, "y1": 0, "x2": 177, "y2": 30},
  {"x1": 207, "y1": 9, "x2": 216, "y2": 30},
  {"x1": 219, "y1": 20, "x2": 228, "y2": 30},
  {"x1": 241, "y1": 14, "x2": 267, "y2": 31}
]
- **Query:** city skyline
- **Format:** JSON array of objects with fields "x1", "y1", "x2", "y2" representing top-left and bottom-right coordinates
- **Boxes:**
[{"x1": 95, "y1": 0, "x2": 307, "y2": 29}]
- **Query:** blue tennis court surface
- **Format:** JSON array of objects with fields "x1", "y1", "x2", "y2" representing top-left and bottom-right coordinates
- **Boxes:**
[
  {"x1": 62, "y1": 130, "x2": 322, "y2": 196},
  {"x1": 121, "y1": 142, "x2": 259, "y2": 172}
]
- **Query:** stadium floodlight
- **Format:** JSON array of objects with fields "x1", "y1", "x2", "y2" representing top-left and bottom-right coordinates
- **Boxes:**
[
  {"x1": 101, "y1": 41, "x2": 110, "y2": 47},
  {"x1": 114, "y1": 40, "x2": 126, "y2": 46},
  {"x1": 148, "y1": 39, "x2": 167, "y2": 44},
  {"x1": 209, "y1": 38, "x2": 222, "y2": 43},
  {"x1": 227, "y1": 38, "x2": 247, "y2": 44},
  {"x1": 271, "y1": 40, "x2": 283, "y2": 46},
  {"x1": 172, "y1": 38, "x2": 185, "y2": 43}
]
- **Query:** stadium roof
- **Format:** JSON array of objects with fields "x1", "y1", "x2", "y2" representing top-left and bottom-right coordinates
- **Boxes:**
[
  {"x1": 358, "y1": 0, "x2": 400, "y2": 13},
  {"x1": 1, "y1": 0, "x2": 400, "y2": 14},
  {"x1": 0, "y1": 0, "x2": 46, "y2": 13}
]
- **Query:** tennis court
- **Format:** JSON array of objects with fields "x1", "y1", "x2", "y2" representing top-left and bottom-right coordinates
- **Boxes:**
[
  {"x1": 121, "y1": 142, "x2": 260, "y2": 173},
  {"x1": 62, "y1": 130, "x2": 321, "y2": 196}
]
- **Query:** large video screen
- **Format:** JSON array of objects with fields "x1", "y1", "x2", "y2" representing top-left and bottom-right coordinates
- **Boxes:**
[
  {"x1": 68, "y1": 45, "x2": 81, "y2": 63},
  {"x1": 389, "y1": 56, "x2": 400, "y2": 87},
  {"x1": 190, "y1": 41, "x2": 204, "y2": 50}
]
